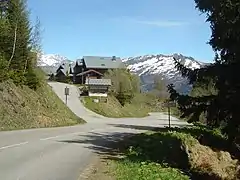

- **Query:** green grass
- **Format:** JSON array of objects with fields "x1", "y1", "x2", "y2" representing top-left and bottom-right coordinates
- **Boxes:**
[
  {"x1": 114, "y1": 160, "x2": 189, "y2": 180},
  {"x1": 110, "y1": 125, "x2": 239, "y2": 180},
  {"x1": 83, "y1": 93, "x2": 163, "y2": 118},
  {"x1": 0, "y1": 79, "x2": 85, "y2": 131}
]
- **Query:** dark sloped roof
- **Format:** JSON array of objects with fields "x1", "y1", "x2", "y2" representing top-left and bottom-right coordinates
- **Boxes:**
[
  {"x1": 76, "y1": 59, "x2": 83, "y2": 66},
  {"x1": 56, "y1": 61, "x2": 74, "y2": 76},
  {"x1": 76, "y1": 69, "x2": 103, "y2": 77},
  {"x1": 85, "y1": 79, "x2": 112, "y2": 86},
  {"x1": 83, "y1": 56, "x2": 125, "y2": 69}
]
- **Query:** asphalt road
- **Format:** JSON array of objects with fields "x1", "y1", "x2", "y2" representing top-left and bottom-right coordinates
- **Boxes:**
[{"x1": 0, "y1": 82, "x2": 189, "y2": 180}]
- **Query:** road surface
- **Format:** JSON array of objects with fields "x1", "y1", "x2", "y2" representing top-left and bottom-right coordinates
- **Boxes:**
[{"x1": 0, "y1": 82, "x2": 188, "y2": 180}]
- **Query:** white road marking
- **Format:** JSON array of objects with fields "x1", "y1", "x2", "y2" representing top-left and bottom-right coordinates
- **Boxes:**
[
  {"x1": 39, "y1": 131, "x2": 86, "y2": 141},
  {"x1": 39, "y1": 128, "x2": 111, "y2": 141},
  {"x1": 0, "y1": 141, "x2": 29, "y2": 150},
  {"x1": 40, "y1": 135, "x2": 63, "y2": 141}
]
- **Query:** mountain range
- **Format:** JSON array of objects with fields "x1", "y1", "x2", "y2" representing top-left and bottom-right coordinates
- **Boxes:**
[{"x1": 38, "y1": 53, "x2": 206, "y2": 94}]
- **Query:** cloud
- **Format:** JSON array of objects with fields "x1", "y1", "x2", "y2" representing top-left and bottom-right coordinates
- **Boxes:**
[
  {"x1": 111, "y1": 16, "x2": 188, "y2": 27},
  {"x1": 134, "y1": 20, "x2": 188, "y2": 27}
]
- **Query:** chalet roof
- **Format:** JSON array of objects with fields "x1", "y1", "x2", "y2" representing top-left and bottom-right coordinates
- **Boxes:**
[
  {"x1": 85, "y1": 78, "x2": 112, "y2": 86},
  {"x1": 83, "y1": 56, "x2": 125, "y2": 69},
  {"x1": 56, "y1": 62, "x2": 74, "y2": 76},
  {"x1": 76, "y1": 69, "x2": 103, "y2": 77},
  {"x1": 76, "y1": 59, "x2": 83, "y2": 66}
]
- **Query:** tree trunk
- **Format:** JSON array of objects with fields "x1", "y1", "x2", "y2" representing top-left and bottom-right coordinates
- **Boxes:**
[{"x1": 8, "y1": 23, "x2": 17, "y2": 69}]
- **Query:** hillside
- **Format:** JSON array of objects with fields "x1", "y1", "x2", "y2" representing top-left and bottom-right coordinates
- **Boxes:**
[
  {"x1": 0, "y1": 79, "x2": 85, "y2": 131},
  {"x1": 38, "y1": 53, "x2": 207, "y2": 94},
  {"x1": 83, "y1": 94, "x2": 162, "y2": 118}
]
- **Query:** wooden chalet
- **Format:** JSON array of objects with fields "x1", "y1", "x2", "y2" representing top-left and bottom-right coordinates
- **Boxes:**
[
  {"x1": 55, "y1": 62, "x2": 74, "y2": 82},
  {"x1": 73, "y1": 56, "x2": 125, "y2": 84},
  {"x1": 85, "y1": 78, "x2": 112, "y2": 97}
]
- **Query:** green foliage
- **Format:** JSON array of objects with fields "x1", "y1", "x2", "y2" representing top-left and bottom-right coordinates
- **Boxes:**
[
  {"x1": 115, "y1": 160, "x2": 189, "y2": 180},
  {"x1": 150, "y1": 75, "x2": 169, "y2": 100},
  {"x1": 168, "y1": 0, "x2": 240, "y2": 144},
  {"x1": 104, "y1": 69, "x2": 140, "y2": 106},
  {"x1": 24, "y1": 68, "x2": 40, "y2": 90},
  {"x1": 153, "y1": 75, "x2": 165, "y2": 91},
  {"x1": 8, "y1": 69, "x2": 26, "y2": 84},
  {"x1": 0, "y1": 0, "x2": 41, "y2": 89},
  {"x1": 0, "y1": 54, "x2": 9, "y2": 82},
  {"x1": 113, "y1": 125, "x2": 239, "y2": 180}
]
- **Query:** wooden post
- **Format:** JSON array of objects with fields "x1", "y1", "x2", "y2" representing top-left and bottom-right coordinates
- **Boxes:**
[
  {"x1": 168, "y1": 104, "x2": 171, "y2": 128},
  {"x1": 65, "y1": 94, "x2": 67, "y2": 104},
  {"x1": 64, "y1": 86, "x2": 69, "y2": 105},
  {"x1": 164, "y1": 100, "x2": 176, "y2": 128}
]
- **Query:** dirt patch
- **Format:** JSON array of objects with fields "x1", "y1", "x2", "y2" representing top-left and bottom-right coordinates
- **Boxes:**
[
  {"x1": 79, "y1": 156, "x2": 115, "y2": 180},
  {"x1": 187, "y1": 143, "x2": 240, "y2": 180}
]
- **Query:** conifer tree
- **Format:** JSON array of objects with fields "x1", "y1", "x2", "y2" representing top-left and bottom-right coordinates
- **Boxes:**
[
  {"x1": 6, "y1": 0, "x2": 31, "y2": 71},
  {"x1": 168, "y1": 0, "x2": 240, "y2": 145},
  {"x1": 0, "y1": 0, "x2": 40, "y2": 88}
]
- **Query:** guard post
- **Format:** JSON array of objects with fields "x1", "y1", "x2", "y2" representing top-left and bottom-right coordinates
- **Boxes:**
[{"x1": 64, "y1": 86, "x2": 69, "y2": 105}]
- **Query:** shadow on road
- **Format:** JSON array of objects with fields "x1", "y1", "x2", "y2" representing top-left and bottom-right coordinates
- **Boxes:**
[
  {"x1": 58, "y1": 123, "x2": 192, "y2": 159},
  {"x1": 60, "y1": 131, "x2": 135, "y2": 159},
  {"x1": 106, "y1": 123, "x2": 192, "y2": 131}
]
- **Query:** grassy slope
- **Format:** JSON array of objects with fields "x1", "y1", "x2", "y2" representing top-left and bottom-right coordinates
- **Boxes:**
[
  {"x1": 0, "y1": 80, "x2": 85, "y2": 131},
  {"x1": 83, "y1": 93, "x2": 162, "y2": 118},
  {"x1": 110, "y1": 125, "x2": 239, "y2": 180}
]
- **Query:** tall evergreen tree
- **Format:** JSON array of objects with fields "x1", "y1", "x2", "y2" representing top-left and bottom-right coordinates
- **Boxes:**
[
  {"x1": 168, "y1": 0, "x2": 240, "y2": 145},
  {"x1": 0, "y1": 0, "x2": 10, "y2": 81},
  {"x1": 5, "y1": 0, "x2": 31, "y2": 82},
  {"x1": 0, "y1": 0, "x2": 40, "y2": 88}
]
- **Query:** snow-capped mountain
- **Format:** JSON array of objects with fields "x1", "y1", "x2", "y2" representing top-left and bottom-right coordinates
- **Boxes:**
[
  {"x1": 123, "y1": 53, "x2": 206, "y2": 94},
  {"x1": 38, "y1": 54, "x2": 74, "y2": 75},
  {"x1": 38, "y1": 53, "x2": 206, "y2": 94},
  {"x1": 37, "y1": 54, "x2": 70, "y2": 67}
]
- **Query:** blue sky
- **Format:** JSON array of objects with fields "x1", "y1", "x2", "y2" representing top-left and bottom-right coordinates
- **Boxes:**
[{"x1": 28, "y1": 0, "x2": 214, "y2": 62}]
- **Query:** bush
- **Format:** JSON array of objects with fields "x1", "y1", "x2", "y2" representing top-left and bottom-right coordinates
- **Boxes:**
[
  {"x1": 25, "y1": 69, "x2": 40, "y2": 90},
  {"x1": 115, "y1": 91, "x2": 134, "y2": 106},
  {"x1": 113, "y1": 126, "x2": 239, "y2": 180},
  {"x1": 0, "y1": 54, "x2": 9, "y2": 82},
  {"x1": 104, "y1": 69, "x2": 140, "y2": 106}
]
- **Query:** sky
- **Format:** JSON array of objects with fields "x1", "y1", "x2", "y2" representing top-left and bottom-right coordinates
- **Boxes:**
[{"x1": 28, "y1": 0, "x2": 214, "y2": 62}]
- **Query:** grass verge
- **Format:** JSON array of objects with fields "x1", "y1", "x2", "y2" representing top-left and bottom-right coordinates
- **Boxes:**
[
  {"x1": 110, "y1": 125, "x2": 239, "y2": 180},
  {"x1": 83, "y1": 93, "x2": 162, "y2": 118},
  {"x1": 0, "y1": 80, "x2": 85, "y2": 131}
]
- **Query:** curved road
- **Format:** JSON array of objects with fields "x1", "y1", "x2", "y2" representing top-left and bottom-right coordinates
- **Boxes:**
[{"x1": 0, "y1": 82, "x2": 188, "y2": 180}]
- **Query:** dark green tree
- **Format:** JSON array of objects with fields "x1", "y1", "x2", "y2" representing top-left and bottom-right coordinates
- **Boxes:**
[
  {"x1": 0, "y1": 0, "x2": 40, "y2": 88},
  {"x1": 0, "y1": 5, "x2": 9, "y2": 81},
  {"x1": 6, "y1": 0, "x2": 31, "y2": 71},
  {"x1": 168, "y1": 0, "x2": 240, "y2": 145}
]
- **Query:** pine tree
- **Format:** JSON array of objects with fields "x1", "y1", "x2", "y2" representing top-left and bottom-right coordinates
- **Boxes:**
[
  {"x1": 168, "y1": 0, "x2": 240, "y2": 145},
  {"x1": 4, "y1": 0, "x2": 31, "y2": 83},
  {"x1": 0, "y1": 0, "x2": 40, "y2": 88},
  {"x1": 0, "y1": 0, "x2": 11, "y2": 81}
]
